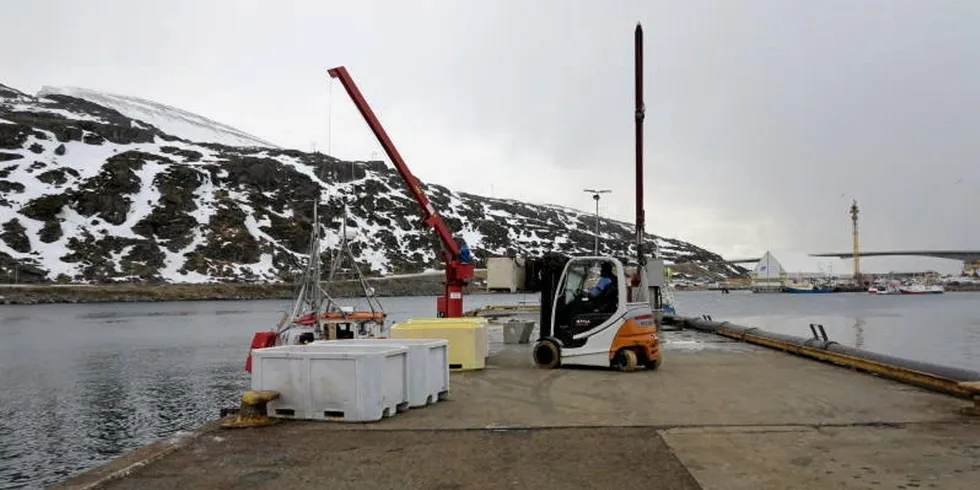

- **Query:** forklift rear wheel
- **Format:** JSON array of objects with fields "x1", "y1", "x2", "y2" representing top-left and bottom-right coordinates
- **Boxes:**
[
  {"x1": 532, "y1": 339, "x2": 561, "y2": 369},
  {"x1": 613, "y1": 348, "x2": 638, "y2": 372},
  {"x1": 644, "y1": 356, "x2": 662, "y2": 370}
]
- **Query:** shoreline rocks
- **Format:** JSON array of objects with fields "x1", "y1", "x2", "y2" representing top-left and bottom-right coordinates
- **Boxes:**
[{"x1": 0, "y1": 275, "x2": 502, "y2": 305}]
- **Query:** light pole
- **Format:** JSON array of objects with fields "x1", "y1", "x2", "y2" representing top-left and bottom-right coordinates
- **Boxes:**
[{"x1": 583, "y1": 189, "x2": 611, "y2": 256}]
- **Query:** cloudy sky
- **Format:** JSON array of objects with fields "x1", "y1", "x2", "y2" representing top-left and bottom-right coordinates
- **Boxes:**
[{"x1": 2, "y1": 0, "x2": 977, "y2": 272}]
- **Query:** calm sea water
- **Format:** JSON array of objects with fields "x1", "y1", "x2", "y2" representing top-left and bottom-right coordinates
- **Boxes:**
[
  {"x1": 1, "y1": 290, "x2": 978, "y2": 489},
  {"x1": 0, "y1": 293, "x2": 535, "y2": 490},
  {"x1": 675, "y1": 290, "x2": 980, "y2": 372}
]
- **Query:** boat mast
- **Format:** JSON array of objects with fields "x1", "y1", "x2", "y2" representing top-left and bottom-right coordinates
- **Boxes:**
[
  {"x1": 287, "y1": 197, "x2": 326, "y2": 327},
  {"x1": 325, "y1": 200, "x2": 385, "y2": 316},
  {"x1": 312, "y1": 197, "x2": 323, "y2": 318},
  {"x1": 327, "y1": 199, "x2": 348, "y2": 285}
]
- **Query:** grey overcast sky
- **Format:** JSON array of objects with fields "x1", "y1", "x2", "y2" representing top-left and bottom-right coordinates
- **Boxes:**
[{"x1": 2, "y1": 0, "x2": 978, "y2": 270}]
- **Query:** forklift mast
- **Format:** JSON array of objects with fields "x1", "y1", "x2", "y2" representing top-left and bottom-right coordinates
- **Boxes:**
[{"x1": 523, "y1": 253, "x2": 570, "y2": 339}]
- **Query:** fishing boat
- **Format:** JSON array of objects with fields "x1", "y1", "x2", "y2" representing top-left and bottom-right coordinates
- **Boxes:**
[
  {"x1": 245, "y1": 199, "x2": 389, "y2": 371},
  {"x1": 869, "y1": 280, "x2": 902, "y2": 295},
  {"x1": 869, "y1": 285, "x2": 900, "y2": 295},
  {"x1": 899, "y1": 283, "x2": 945, "y2": 295},
  {"x1": 783, "y1": 281, "x2": 832, "y2": 294}
]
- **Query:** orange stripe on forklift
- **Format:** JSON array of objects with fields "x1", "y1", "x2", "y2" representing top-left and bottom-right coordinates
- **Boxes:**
[{"x1": 608, "y1": 319, "x2": 659, "y2": 362}]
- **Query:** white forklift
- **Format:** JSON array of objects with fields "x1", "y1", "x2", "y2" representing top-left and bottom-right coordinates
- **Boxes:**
[
  {"x1": 527, "y1": 253, "x2": 664, "y2": 372},
  {"x1": 526, "y1": 23, "x2": 665, "y2": 372}
]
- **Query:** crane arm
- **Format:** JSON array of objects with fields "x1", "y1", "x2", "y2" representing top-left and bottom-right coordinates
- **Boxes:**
[
  {"x1": 327, "y1": 66, "x2": 460, "y2": 269},
  {"x1": 327, "y1": 66, "x2": 462, "y2": 264}
]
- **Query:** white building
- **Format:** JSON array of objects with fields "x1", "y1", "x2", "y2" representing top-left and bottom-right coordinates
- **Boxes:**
[{"x1": 750, "y1": 250, "x2": 854, "y2": 291}]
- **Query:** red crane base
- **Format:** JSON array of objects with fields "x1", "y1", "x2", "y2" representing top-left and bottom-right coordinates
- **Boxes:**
[
  {"x1": 436, "y1": 284, "x2": 464, "y2": 318},
  {"x1": 437, "y1": 262, "x2": 474, "y2": 317}
]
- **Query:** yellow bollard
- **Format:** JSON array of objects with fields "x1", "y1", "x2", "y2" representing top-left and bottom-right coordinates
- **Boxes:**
[
  {"x1": 221, "y1": 390, "x2": 281, "y2": 429},
  {"x1": 959, "y1": 381, "x2": 980, "y2": 416}
]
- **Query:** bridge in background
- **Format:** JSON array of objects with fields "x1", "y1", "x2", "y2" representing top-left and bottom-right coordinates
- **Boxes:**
[
  {"x1": 810, "y1": 250, "x2": 980, "y2": 263},
  {"x1": 677, "y1": 250, "x2": 980, "y2": 274},
  {"x1": 812, "y1": 251, "x2": 980, "y2": 275}
]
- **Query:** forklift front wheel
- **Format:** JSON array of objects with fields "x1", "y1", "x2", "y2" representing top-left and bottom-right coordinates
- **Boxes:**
[
  {"x1": 533, "y1": 339, "x2": 561, "y2": 369},
  {"x1": 613, "y1": 349, "x2": 638, "y2": 372}
]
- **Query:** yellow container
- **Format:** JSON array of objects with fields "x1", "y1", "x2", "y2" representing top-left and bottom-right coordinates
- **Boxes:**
[
  {"x1": 404, "y1": 317, "x2": 489, "y2": 359},
  {"x1": 391, "y1": 318, "x2": 488, "y2": 371},
  {"x1": 404, "y1": 317, "x2": 488, "y2": 325}
]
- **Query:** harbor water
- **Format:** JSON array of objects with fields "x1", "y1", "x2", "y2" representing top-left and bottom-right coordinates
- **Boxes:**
[
  {"x1": 678, "y1": 290, "x2": 980, "y2": 372},
  {"x1": 1, "y1": 291, "x2": 979, "y2": 489}
]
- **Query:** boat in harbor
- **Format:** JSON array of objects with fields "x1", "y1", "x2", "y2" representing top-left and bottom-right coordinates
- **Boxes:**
[
  {"x1": 245, "y1": 199, "x2": 389, "y2": 371},
  {"x1": 869, "y1": 280, "x2": 901, "y2": 295},
  {"x1": 899, "y1": 283, "x2": 945, "y2": 295},
  {"x1": 867, "y1": 279, "x2": 943, "y2": 295},
  {"x1": 783, "y1": 281, "x2": 833, "y2": 293},
  {"x1": 288, "y1": 201, "x2": 389, "y2": 336}
]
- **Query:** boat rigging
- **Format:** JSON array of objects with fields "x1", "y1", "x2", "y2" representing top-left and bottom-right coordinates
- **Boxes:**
[{"x1": 244, "y1": 196, "x2": 388, "y2": 372}]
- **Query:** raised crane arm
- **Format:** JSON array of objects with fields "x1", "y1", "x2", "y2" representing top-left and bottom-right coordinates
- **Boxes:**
[{"x1": 327, "y1": 66, "x2": 474, "y2": 317}]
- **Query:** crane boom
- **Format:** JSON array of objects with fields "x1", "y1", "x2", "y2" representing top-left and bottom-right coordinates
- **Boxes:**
[{"x1": 327, "y1": 66, "x2": 474, "y2": 317}]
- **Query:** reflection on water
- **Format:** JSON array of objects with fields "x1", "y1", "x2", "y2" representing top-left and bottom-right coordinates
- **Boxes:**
[{"x1": 853, "y1": 317, "x2": 865, "y2": 349}]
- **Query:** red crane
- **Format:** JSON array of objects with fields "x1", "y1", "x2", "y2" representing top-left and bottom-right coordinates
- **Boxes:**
[{"x1": 327, "y1": 66, "x2": 475, "y2": 318}]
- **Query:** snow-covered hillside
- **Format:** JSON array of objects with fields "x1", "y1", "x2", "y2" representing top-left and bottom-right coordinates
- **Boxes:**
[
  {"x1": 37, "y1": 86, "x2": 278, "y2": 149},
  {"x1": 0, "y1": 81, "x2": 743, "y2": 283}
]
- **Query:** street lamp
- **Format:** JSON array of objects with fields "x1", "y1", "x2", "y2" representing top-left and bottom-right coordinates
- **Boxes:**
[{"x1": 583, "y1": 189, "x2": 611, "y2": 256}]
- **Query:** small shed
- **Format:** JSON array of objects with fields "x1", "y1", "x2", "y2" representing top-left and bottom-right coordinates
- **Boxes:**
[{"x1": 486, "y1": 257, "x2": 526, "y2": 293}]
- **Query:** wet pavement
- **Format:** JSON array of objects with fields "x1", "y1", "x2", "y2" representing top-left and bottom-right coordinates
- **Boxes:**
[{"x1": 52, "y1": 329, "x2": 980, "y2": 490}]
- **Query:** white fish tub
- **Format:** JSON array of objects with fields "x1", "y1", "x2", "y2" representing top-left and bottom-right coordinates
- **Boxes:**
[
  {"x1": 314, "y1": 339, "x2": 450, "y2": 407},
  {"x1": 250, "y1": 344, "x2": 410, "y2": 422}
]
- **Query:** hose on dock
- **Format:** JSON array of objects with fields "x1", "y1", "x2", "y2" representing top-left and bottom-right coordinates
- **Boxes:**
[{"x1": 677, "y1": 316, "x2": 980, "y2": 399}]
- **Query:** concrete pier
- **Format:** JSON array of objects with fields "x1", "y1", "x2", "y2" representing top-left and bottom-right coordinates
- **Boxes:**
[{"x1": 53, "y1": 329, "x2": 980, "y2": 490}]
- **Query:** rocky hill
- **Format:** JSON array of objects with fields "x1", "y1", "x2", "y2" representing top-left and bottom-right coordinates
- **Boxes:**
[{"x1": 0, "y1": 82, "x2": 745, "y2": 284}]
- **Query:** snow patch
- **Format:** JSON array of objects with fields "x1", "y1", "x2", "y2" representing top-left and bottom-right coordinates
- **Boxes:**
[
  {"x1": 37, "y1": 86, "x2": 279, "y2": 149},
  {"x1": 109, "y1": 245, "x2": 135, "y2": 277},
  {"x1": 459, "y1": 228, "x2": 484, "y2": 249},
  {"x1": 126, "y1": 159, "x2": 168, "y2": 225}
]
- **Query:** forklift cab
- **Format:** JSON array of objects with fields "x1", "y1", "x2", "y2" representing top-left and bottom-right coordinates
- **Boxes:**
[{"x1": 552, "y1": 257, "x2": 626, "y2": 347}]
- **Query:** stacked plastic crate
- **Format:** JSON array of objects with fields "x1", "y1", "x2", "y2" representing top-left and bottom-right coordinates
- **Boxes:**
[
  {"x1": 249, "y1": 317, "x2": 490, "y2": 423},
  {"x1": 248, "y1": 339, "x2": 449, "y2": 422}
]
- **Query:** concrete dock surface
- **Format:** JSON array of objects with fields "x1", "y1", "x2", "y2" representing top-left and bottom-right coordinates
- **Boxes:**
[{"x1": 54, "y1": 331, "x2": 980, "y2": 490}]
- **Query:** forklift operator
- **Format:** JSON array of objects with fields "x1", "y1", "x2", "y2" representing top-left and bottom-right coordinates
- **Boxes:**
[{"x1": 589, "y1": 262, "x2": 616, "y2": 298}]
